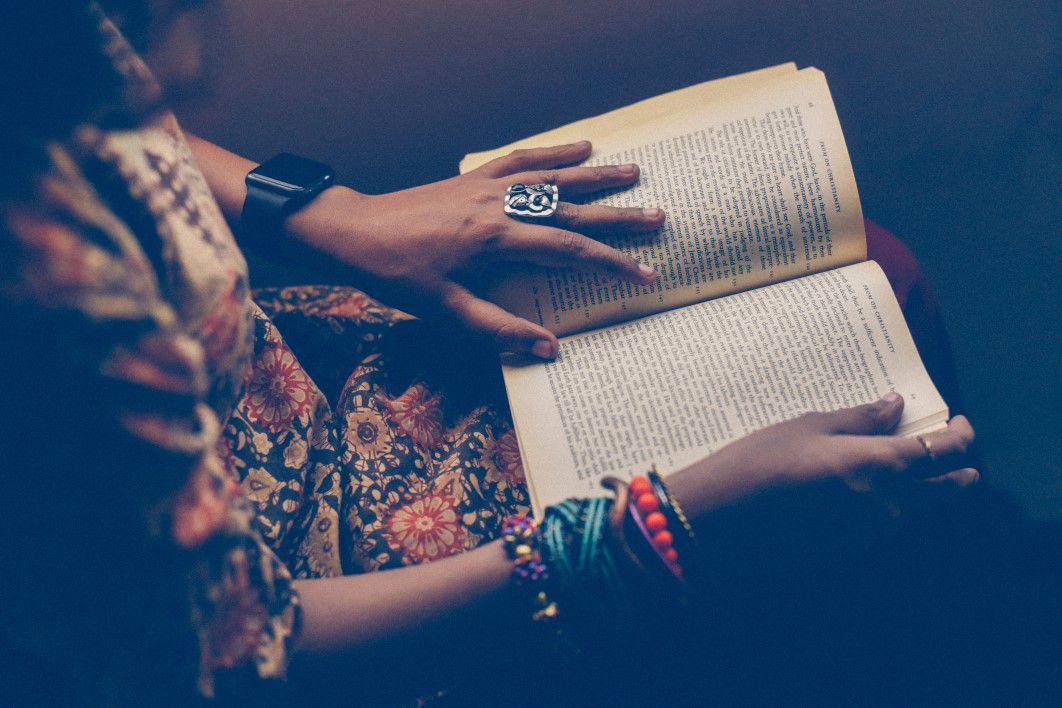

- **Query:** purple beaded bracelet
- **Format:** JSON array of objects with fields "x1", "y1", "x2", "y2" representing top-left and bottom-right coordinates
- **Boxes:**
[{"x1": 502, "y1": 515, "x2": 558, "y2": 622}]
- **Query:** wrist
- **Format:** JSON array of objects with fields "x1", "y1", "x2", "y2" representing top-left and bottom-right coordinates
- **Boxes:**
[
  {"x1": 665, "y1": 458, "x2": 724, "y2": 521},
  {"x1": 283, "y1": 184, "x2": 373, "y2": 263},
  {"x1": 665, "y1": 451, "x2": 787, "y2": 521},
  {"x1": 284, "y1": 184, "x2": 362, "y2": 238}
]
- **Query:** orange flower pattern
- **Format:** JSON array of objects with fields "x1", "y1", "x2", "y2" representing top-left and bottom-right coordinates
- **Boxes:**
[
  {"x1": 385, "y1": 383, "x2": 445, "y2": 449},
  {"x1": 384, "y1": 494, "x2": 468, "y2": 562},
  {"x1": 245, "y1": 343, "x2": 316, "y2": 433},
  {"x1": 486, "y1": 429, "x2": 525, "y2": 485}
]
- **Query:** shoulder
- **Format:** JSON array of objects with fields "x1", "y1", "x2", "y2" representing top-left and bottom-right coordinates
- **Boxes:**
[{"x1": 1, "y1": 142, "x2": 164, "y2": 317}]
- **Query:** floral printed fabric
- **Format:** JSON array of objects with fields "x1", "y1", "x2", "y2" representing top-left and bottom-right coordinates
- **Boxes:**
[
  {"x1": 229, "y1": 286, "x2": 531, "y2": 579},
  {"x1": 1, "y1": 114, "x2": 299, "y2": 697},
  {"x1": 1, "y1": 6, "x2": 531, "y2": 700}
]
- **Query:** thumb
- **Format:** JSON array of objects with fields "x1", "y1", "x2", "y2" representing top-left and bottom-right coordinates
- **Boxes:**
[
  {"x1": 822, "y1": 392, "x2": 905, "y2": 435},
  {"x1": 440, "y1": 282, "x2": 558, "y2": 359}
]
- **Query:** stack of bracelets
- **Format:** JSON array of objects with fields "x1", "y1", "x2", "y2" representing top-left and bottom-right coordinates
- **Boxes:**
[{"x1": 501, "y1": 464, "x2": 699, "y2": 635}]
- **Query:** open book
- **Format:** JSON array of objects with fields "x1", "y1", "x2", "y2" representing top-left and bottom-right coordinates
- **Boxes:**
[{"x1": 461, "y1": 64, "x2": 948, "y2": 516}]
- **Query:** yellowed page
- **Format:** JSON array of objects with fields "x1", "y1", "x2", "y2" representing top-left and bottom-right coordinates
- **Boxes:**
[
  {"x1": 459, "y1": 63, "x2": 796, "y2": 173},
  {"x1": 503, "y1": 261, "x2": 947, "y2": 516},
  {"x1": 485, "y1": 68, "x2": 867, "y2": 337}
]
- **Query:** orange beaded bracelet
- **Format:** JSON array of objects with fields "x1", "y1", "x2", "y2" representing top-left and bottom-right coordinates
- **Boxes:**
[
  {"x1": 627, "y1": 474, "x2": 685, "y2": 582},
  {"x1": 647, "y1": 467, "x2": 699, "y2": 578}
]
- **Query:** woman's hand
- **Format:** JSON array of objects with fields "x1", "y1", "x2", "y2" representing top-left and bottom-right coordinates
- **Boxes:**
[
  {"x1": 667, "y1": 393, "x2": 978, "y2": 520},
  {"x1": 287, "y1": 140, "x2": 663, "y2": 359}
]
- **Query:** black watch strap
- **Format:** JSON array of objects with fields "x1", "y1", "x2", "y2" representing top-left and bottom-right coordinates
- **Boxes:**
[{"x1": 240, "y1": 179, "x2": 302, "y2": 242}]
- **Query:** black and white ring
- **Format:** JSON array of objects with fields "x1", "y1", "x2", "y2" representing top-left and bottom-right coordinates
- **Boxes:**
[{"x1": 504, "y1": 183, "x2": 559, "y2": 219}]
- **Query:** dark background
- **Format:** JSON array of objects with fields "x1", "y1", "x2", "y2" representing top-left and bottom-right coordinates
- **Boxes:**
[{"x1": 184, "y1": 0, "x2": 1060, "y2": 521}]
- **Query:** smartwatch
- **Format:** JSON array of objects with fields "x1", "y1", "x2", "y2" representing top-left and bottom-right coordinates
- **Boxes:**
[{"x1": 241, "y1": 152, "x2": 335, "y2": 241}]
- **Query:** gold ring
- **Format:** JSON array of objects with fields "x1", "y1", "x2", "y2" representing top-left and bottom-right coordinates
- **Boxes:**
[{"x1": 915, "y1": 434, "x2": 934, "y2": 461}]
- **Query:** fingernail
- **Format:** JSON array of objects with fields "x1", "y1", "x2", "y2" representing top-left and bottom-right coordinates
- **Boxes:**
[
  {"x1": 531, "y1": 340, "x2": 555, "y2": 359},
  {"x1": 642, "y1": 208, "x2": 662, "y2": 219},
  {"x1": 575, "y1": 140, "x2": 591, "y2": 149},
  {"x1": 618, "y1": 163, "x2": 638, "y2": 176},
  {"x1": 881, "y1": 391, "x2": 902, "y2": 404},
  {"x1": 638, "y1": 262, "x2": 656, "y2": 278}
]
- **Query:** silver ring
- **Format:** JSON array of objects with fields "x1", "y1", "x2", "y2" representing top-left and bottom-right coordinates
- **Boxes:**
[{"x1": 504, "y1": 183, "x2": 559, "y2": 218}]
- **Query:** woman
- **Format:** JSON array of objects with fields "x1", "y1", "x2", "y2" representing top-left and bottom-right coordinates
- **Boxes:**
[{"x1": 1, "y1": 1, "x2": 978, "y2": 704}]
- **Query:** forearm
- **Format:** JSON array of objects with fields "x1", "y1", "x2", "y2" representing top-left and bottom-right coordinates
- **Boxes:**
[
  {"x1": 290, "y1": 456, "x2": 738, "y2": 655},
  {"x1": 183, "y1": 131, "x2": 257, "y2": 222},
  {"x1": 666, "y1": 456, "x2": 779, "y2": 522},
  {"x1": 292, "y1": 538, "x2": 512, "y2": 654}
]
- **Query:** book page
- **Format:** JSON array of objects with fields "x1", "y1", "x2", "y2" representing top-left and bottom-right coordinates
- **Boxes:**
[
  {"x1": 503, "y1": 262, "x2": 947, "y2": 516},
  {"x1": 459, "y1": 63, "x2": 796, "y2": 173},
  {"x1": 474, "y1": 68, "x2": 867, "y2": 337}
]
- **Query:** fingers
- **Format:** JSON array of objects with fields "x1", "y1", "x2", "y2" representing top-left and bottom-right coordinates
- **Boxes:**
[
  {"x1": 501, "y1": 225, "x2": 656, "y2": 283},
  {"x1": 815, "y1": 392, "x2": 906, "y2": 435},
  {"x1": 893, "y1": 415, "x2": 976, "y2": 477},
  {"x1": 922, "y1": 467, "x2": 980, "y2": 488},
  {"x1": 518, "y1": 163, "x2": 641, "y2": 196},
  {"x1": 549, "y1": 202, "x2": 666, "y2": 234},
  {"x1": 837, "y1": 415, "x2": 977, "y2": 491},
  {"x1": 477, "y1": 141, "x2": 593, "y2": 178},
  {"x1": 870, "y1": 464, "x2": 979, "y2": 518},
  {"x1": 439, "y1": 282, "x2": 559, "y2": 359}
]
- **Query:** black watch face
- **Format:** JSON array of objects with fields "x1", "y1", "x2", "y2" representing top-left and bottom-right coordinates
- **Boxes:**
[{"x1": 249, "y1": 153, "x2": 334, "y2": 194}]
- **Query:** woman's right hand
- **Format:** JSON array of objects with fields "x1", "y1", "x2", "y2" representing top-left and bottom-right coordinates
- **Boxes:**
[
  {"x1": 667, "y1": 393, "x2": 978, "y2": 520},
  {"x1": 287, "y1": 141, "x2": 664, "y2": 359}
]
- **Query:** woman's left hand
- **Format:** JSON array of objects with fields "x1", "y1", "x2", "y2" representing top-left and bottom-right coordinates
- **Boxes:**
[
  {"x1": 667, "y1": 394, "x2": 979, "y2": 520},
  {"x1": 287, "y1": 140, "x2": 664, "y2": 358}
]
